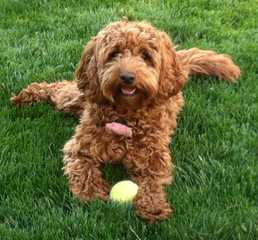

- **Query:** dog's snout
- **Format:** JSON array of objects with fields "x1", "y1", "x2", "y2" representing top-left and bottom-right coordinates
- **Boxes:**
[{"x1": 120, "y1": 72, "x2": 135, "y2": 84}]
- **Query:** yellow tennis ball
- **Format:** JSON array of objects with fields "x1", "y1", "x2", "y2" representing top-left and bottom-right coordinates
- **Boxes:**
[{"x1": 110, "y1": 180, "x2": 139, "y2": 203}]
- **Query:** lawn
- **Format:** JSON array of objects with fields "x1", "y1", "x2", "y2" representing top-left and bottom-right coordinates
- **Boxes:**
[{"x1": 1, "y1": 0, "x2": 258, "y2": 239}]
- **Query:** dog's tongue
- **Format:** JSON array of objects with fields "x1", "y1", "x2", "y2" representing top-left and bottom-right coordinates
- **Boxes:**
[
  {"x1": 105, "y1": 122, "x2": 132, "y2": 137},
  {"x1": 121, "y1": 87, "x2": 136, "y2": 95}
]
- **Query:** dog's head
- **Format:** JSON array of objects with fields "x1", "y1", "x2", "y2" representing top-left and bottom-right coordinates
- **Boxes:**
[{"x1": 76, "y1": 20, "x2": 187, "y2": 109}]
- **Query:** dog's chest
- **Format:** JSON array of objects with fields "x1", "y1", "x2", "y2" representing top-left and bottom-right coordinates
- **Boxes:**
[
  {"x1": 88, "y1": 117, "x2": 164, "y2": 164},
  {"x1": 88, "y1": 127, "x2": 129, "y2": 164},
  {"x1": 86, "y1": 103, "x2": 177, "y2": 163}
]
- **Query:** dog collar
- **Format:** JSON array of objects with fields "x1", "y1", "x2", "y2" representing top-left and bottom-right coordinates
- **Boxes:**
[{"x1": 105, "y1": 122, "x2": 132, "y2": 137}]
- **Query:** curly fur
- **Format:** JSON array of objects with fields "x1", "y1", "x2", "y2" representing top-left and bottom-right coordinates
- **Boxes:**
[{"x1": 11, "y1": 19, "x2": 240, "y2": 223}]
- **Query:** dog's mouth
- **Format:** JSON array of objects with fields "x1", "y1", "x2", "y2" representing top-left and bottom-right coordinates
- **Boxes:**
[{"x1": 120, "y1": 86, "x2": 137, "y2": 96}]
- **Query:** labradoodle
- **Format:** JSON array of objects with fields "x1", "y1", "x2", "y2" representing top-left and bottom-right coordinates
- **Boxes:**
[{"x1": 11, "y1": 19, "x2": 240, "y2": 223}]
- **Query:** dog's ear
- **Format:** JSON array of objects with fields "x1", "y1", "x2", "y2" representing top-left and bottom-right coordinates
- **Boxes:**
[
  {"x1": 158, "y1": 33, "x2": 187, "y2": 100},
  {"x1": 75, "y1": 37, "x2": 101, "y2": 102}
]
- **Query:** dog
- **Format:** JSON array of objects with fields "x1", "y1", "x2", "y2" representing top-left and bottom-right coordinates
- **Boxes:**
[{"x1": 11, "y1": 19, "x2": 240, "y2": 223}]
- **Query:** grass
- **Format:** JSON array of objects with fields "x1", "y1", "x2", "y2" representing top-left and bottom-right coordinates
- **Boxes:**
[{"x1": 1, "y1": 0, "x2": 258, "y2": 239}]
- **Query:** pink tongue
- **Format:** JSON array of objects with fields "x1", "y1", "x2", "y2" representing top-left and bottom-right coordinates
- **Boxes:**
[
  {"x1": 121, "y1": 88, "x2": 135, "y2": 95},
  {"x1": 105, "y1": 122, "x2": 132, "y2": 137}
]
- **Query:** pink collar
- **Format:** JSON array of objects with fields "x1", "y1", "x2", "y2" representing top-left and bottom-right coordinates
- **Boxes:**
[{"x1": 105, "y1": 122, "x2": 132, "y2": 137}]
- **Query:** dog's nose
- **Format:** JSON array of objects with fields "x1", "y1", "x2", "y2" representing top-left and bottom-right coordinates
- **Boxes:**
[{"x1": 120, "y1": 72, "x2": 135, "y2": 84}]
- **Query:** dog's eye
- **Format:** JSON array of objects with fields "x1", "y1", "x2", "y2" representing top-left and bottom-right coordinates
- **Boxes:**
[
  {"x1": 141, "y1": 50, "x2": 153, "y2": 65},
  {"x1": 107, "y1": 50, "x2": 119, "y2": 61}
]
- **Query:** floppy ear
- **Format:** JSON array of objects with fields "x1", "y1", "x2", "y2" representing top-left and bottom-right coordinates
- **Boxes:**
[
  {"x1": 158, "y1": 33, "x2": 187, "y2": 100},
  {"x1": 75, "y1": 37, "x2": 101, "y2": 102}
]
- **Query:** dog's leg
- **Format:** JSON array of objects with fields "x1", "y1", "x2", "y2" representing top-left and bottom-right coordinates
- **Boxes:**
[
  {"x1": 177, "y1": 48, "x2": 240, "y2": 81},
  {"x1": 126, "y1": 147, "x2": 173, "y2": 223},
  {"x1": 132, "y1": 175, "x2": 172, "y2": 223},
  {"x1": 10, "y1": 81, "x2": 84, "y2": 116},
  {"x1": 63, "y1": 136, "x2": 111, "y2": 201}
]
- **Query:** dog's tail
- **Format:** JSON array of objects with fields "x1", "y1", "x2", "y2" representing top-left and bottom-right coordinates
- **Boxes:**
[{"x1": 177, "y1": 48, "x2": 240, "y2": 81}]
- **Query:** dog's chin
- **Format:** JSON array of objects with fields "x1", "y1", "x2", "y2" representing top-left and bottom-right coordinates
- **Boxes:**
[{"x1": 115, "y1": 85, "x2": 144, "y2": 109}]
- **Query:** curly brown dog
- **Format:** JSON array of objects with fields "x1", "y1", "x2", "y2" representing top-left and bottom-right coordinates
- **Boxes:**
[{"x1": 11, "y1": 19, "x2": 240, "y2": 223}]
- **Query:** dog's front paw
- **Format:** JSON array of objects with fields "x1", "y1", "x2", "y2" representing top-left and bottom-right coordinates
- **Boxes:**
[
  {"x1": 69, "y1": 179, "x2": 111, "y2": 202},
  {"x1": 133, "y1": 193, "x2": 172, "y2": 223}
]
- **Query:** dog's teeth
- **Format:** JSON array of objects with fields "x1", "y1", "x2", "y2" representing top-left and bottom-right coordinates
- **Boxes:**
[{"x1": 121, "y1": 88, "x2": 136, "y2": 95}]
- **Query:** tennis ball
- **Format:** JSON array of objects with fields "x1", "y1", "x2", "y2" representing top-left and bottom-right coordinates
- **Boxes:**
[{"x1": 110, "y1": 180, "x2": 139, "y2": 203}]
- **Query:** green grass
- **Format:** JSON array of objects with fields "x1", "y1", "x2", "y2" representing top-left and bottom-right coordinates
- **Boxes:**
[{"x1": 1, "y1": 0, "x2": 258, "y2": 239}]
